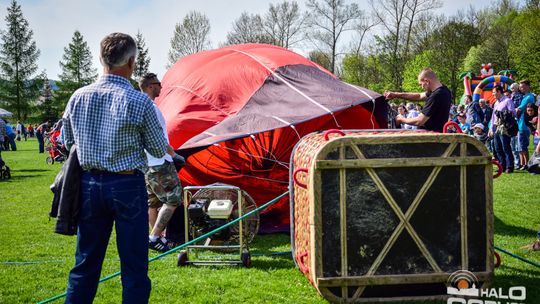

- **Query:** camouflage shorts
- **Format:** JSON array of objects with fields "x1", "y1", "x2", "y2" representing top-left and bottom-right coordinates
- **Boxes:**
[{"x1": 145, "y1": 161, "x2": 182, "y2": 208}]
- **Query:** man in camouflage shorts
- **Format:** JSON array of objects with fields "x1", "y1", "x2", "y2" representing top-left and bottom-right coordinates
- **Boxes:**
[
  {"x1": 146, "y1": 164, "x2": 182, "y2": 210},
  {"x1": 140, "y1": 73, "x2": 185, "y2": 252}
]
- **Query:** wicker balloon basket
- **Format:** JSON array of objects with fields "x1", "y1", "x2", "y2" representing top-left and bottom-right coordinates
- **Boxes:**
[{"x1": 290, "y1": 129, "x2": 496, "y2": 303}]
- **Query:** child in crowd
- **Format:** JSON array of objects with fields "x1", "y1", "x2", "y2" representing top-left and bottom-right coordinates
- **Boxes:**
[
  {"x1": 397, "y1": 104, "x2": 408, "y2": 129},
  {"x1": 525, "y1": 103, "x2": 538, "y2": 133},
  {"x1": 472, "y1": 123, "x2": 488, "y2": 147},
  {"x1": 526, "y1": 103, "x2": 539, "y2": 148},
  {"x1": 457, "y1": 113, "x2": 471, "y2": 134}
]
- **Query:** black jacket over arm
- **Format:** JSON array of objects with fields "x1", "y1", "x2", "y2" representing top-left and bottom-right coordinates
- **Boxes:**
[{"x1": 49, "y1": 145, "x2": 82, "y2": 236}]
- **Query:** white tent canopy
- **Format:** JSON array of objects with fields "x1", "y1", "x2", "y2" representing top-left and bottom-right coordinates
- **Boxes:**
[{"x1": 0, "y1": 108, "x2": 13, "y2": 118}]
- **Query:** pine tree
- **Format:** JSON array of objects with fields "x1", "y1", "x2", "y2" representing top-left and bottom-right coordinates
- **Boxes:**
[
  {"x1": 37, "y1": 71, "x2": 58, "y2": 121},
  {"x1": 56, "y1": 30, "x2": 97, "y2": 107},
  {"x1": 0, "y1": 0, "x2": 40, "y2": 120},
  {"x1": 134, "y1": 30, "x2": 151, "y2": 80}
]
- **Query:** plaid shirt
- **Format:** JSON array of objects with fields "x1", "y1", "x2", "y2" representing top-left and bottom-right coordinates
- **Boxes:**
[{"x1": 63, "y1": 74, "x2": 168, "y2": 172}]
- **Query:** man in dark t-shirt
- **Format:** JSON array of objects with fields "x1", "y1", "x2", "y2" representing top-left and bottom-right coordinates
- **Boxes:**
[{"x1": 385, "y1": 68, "x2": 452, "y2": 132}]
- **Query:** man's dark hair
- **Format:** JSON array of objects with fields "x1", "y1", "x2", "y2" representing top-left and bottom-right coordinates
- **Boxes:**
[
  {"x1": 138, "y1": 73, "x2": 158, "y2": 91},
  {"x1": 100, "y1": 33, "x2": 137, "y2": 69},
  {"x1": 519, "y1": 79, "x2": 530, "y2": 86},
  {"x1": 493, "y1": 85, "x2": 504, "y2": 94}
]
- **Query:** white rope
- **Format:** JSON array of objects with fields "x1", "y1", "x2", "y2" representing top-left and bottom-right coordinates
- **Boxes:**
[
  {"x1": 202, "y1": 158, "x2": 289, "y2": 185},
  {"x1": 249, "y1": 135, "x2": 289, "y2": 170},
  {"x1": 211, "y1": 143, "x2": 289, "y2": 168},
  {"x1": 271, "y1": 116, "x2": 302, "y2": 139},
  {"x1": 235, "y1": 174, "x2": 289, "y2": 184},
  {"x1": 228, "y1": 48, "x2": 340, "y2": 127}
]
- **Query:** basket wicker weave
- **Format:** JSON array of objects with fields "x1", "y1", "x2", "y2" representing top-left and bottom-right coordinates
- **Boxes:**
[{"x1": 290, "y1": 130, "x2": 495, "y2": 303}]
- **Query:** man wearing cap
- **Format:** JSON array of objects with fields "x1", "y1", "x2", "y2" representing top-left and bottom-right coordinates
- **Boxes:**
[
  {"x1": 62, "y1": 33, "x2": 168, "y2": 304},
  {"x1": 385, "y1": 68, "x2": 452, "y2": 132},
  {"x1": 472, "y1": 123, "x2": 488, "y2": 147}
]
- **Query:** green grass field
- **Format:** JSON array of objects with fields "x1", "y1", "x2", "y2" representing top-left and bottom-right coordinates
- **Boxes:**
[{"x1": 0, "y1": 138, "x2": 539, "y2": 304}]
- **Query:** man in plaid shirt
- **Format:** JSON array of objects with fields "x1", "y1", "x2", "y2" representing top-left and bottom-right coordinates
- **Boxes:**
[{"x1": 62, "y1": 33, "x2": 168, "y2": 304}]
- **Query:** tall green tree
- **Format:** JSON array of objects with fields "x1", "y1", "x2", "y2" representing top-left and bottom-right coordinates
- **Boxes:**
[
  {"x1": 0, "y1": 0, "x2": 40, "y2": 120},
  {"x1": 262, "y1": 1, "x2": 305, "y2": 48},
  {"x1": 477, "y1": 11, "x2": 517, "y2": 71},
  {"x1": 509, "y1": 7, "x2": 540, "y2": 92},
  {"x1": 429, "y1": 20, "x2": 479, "y2": 99},
  {"x1": 341, "y1": 53, "x2": 386, "y2": 93},
  {"x1": 308, "y1": 50, "x2": 333, "y2": 72},
  {"x1": 401, "y1": 50, "x2": 435, "y2": 93},
  {"x1": 462, "y1": 46, "x2": 484, "y2": 73},
  {"x1": 168, "y1": 11, "x2": 211, "y2": 67},
  {"x1": 56, "y1": 30, "x2": 97, "y2": 107},
  {"x1": 305, "y1": 0, "x2": 362, "y2": 74},
  {"x1": 134, "y1": 30, "x2": 151, "y2": 80},
  {"x1": 36, "y1": 71, "x2": 58, "y2": 121},
  {"x1": 369, "y1": 0, "x2": 442, "y2": 90},
  {"x1": 224, "y1": 12, "x2": 273, "y2": 45}
]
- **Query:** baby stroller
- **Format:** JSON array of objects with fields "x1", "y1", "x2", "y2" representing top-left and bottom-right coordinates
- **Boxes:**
[
  {"x1": 45, "y1": 130, "x2": 68, "y2": 165},
  {"x1": 0, "y1": 158, "x2": 10, "y2": 180}
]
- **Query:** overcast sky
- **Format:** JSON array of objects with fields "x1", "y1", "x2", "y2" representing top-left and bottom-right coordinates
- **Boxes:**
[{"x1": 0, "y1": 0, "x2": 504, "y2": 80}]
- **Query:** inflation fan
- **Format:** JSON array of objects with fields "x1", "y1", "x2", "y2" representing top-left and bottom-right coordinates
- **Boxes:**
[{"x1": 178, "y1": 183, "x2": 259, "y2": 267}]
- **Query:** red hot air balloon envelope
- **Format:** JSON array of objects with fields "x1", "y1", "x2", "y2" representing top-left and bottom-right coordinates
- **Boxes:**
[{"x1": 156, "y1": 43, "x2": 387, "y2": 233}]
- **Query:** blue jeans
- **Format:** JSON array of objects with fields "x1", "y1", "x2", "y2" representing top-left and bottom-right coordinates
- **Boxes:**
[
  {"x1": 7, "y1": 133, "x2": 16, "y2": 151},
  {"x1": 65, "y1": 171, "x2": 151, "y2": 304},
  {"x1": 510, "y1": 136, "x2": 520, "y2": 166},
  {"x1": 36, "y1": 132, "x2": 44, "y2": 153},
  {"x1": 517, "y1": 130, "x2": 530, "y2": 152},
  {"x1": 494, "y1": 133, "x2": 514, "y2": 171}
]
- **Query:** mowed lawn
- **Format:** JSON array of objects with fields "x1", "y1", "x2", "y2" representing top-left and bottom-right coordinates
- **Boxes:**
[{"x1": 0, "y1": 138, "x2": 539, "y2": 304}]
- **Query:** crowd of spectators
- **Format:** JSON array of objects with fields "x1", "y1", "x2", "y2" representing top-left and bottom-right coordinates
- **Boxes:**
[
  {"x1": 0, "y1": 120, "x2": 53, "y2": 153},
  {"x1": 451, "y1": 80, "x2": 538, "y2": 173},
  {"x1": 390, "y1": 78, "x2": 540, "y2": 251},
  {"x1": 391, "y1": 79, "x2": 539, "y2": 175}
]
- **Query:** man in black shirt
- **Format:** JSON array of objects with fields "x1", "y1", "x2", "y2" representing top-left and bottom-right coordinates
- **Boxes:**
[{"x1": 385, "y1": 68, "x2": 452, "y2": 132}]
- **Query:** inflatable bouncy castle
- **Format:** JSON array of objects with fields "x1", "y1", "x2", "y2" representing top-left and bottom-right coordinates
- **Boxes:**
[{"x1": 460, "y1": 64, "x2": 516, "y2": 104}]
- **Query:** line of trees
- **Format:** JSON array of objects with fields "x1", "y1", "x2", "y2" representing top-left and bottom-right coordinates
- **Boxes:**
[
  {"x1": 1, "y1": 0, "x2": 539, "y2": 122},
  {"x1": 0, "y1": 0, "x2": 154, "y2": 121}
]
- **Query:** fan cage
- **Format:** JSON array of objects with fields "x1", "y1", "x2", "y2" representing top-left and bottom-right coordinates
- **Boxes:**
[{"x1": 189, "y1": 184, "x2": 260, "y2": 246}]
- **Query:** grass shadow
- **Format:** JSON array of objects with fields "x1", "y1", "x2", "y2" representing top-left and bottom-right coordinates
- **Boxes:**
[
  {"x1": 13, "y1": 169, "x2": 50, "y2": 173},
  {"x1": 6, "y1": 174, "x2": 44, "y2": 180},
  {"x1": 494, "y1": 215, "x2": 536, "y2": 237},
  {"x1": 251, "y1": 233, "x2": 291, "y2": 250},
  {"x1": 252, "y1": 256, "x2": 297, "y2": 270}
]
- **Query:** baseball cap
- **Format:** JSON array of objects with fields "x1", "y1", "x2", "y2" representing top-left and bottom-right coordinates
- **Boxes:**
[{"x1": 473, "y1": 123, "x2": 485, "y2": 130}]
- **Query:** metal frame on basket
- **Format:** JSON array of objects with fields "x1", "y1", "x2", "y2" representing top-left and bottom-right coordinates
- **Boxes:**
[{"x1": 179, "y1": 185, "x2": 250, "y2": 267}]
